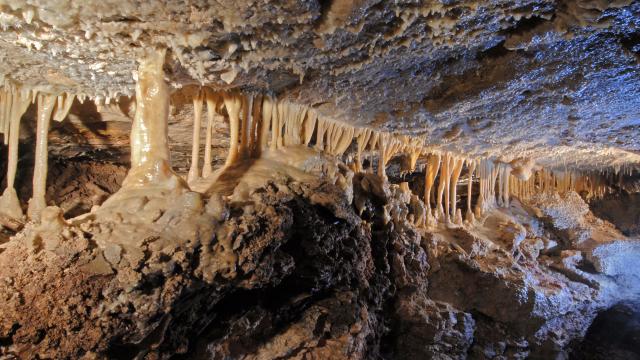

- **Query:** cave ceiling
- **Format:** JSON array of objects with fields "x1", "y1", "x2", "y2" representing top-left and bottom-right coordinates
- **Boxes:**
[{"x1": 0, "y1": 0, "x2": 638, "y2": 169}]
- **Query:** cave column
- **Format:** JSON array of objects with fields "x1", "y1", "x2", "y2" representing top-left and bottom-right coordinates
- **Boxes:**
[
  {"x1": 449, "y1": 157, "x2": 463, "y2": 221},
  {"x1": 424, "y1": 153, "x2": 441, "y2": 221},
  {"x1": 27, "y1": 94, "x2": 56, "y2": 220},
  {"x1": 239, "y1": 94, "x2": 252, "y2": 158},
  {"x1": 202, "y1": 90, "x2": 217, "y2": 178},
  {"x1": 120, "y1": 48, "x2": 184, "y2": 190},
  {"x1": 0, "y1": 88, "x2": 31, "y2": 220},
  {"x1": 188, "y1": 89, "x2": 204, "y2": 183},
  {"x1": 260, "y1": 96, "x2": 273, "y2": 152}
]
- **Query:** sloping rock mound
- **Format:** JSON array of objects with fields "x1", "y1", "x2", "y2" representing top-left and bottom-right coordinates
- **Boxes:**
[
  {"x1": 0, "y1": 174, "x2": 429, "y2": 359},
  {"x1": 1, "y1": 167, "x2": 638, "y2": 359}
]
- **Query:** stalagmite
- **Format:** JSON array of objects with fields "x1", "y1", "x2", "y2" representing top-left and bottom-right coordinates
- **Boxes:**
[
  {"x1": 223, "y1": 93, "x2": 242, "y2": 166},
  {"x1": 0, "y1": 86, "x2": 31, "y2": 220},
  {"x1": 454, "y1": 208, "x2": 463, "y2": 226},
  {"x1": 203, "y1": 90, "x2": 219, "y2": 178},
  {"x1": 27, "y1": 94, "x2": 56, "y2": 220},
  {"x1": 449, "y1": 157, "x2": 463, "y2": 222},
  {"x1": 466, "y1": 160, "x2": 476, "y2": 222},
  {"x1": 188, "y1": 89, "x2": 204, "y2": 183},
  {"x1": 120, "y1": 48, "x2": 183, "y2": 189}
]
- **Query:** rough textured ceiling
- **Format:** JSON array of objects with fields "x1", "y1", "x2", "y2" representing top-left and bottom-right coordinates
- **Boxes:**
[{"x1": 0, "y1": 0, "x2": 638, "y2": 169}]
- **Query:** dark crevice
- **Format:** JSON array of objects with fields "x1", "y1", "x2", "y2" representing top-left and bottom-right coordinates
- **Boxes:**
[{"x1": 476, "y1": 40, "x2": 510, "y2": 61}]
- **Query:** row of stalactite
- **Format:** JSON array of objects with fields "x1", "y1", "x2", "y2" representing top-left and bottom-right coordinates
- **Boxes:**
[
  {"x1": 0, "y1": 82, "x2": 75, "y2": 221},
  {"x1": 0, "y1": 81, "x2": 626, "y2": 224},
  {"x1": 184, "y1": 90, "x2": 426, "y2": 185},
  {"x1": 184, "y1": 90, "x2": 619, "y2": 226}
]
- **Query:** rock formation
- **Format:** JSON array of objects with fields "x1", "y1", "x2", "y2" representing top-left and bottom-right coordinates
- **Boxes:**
[{"x1": 0, "y1": 1, "x2": 639, "y2": 359}]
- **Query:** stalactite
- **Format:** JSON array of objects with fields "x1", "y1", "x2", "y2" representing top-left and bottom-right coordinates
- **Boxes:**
[
  {"x1": 223, "y1": 93, "x2": 242, "y2": 166},
  {"x1": 188, "y1": 89, "x2": 204, "y2": 183},
  {"x1": 377, "y1": 133, "x2": 389, "y2": 178},
  {"x1": 489, "y1": 164, "x2": 498, "y2": 207},
  {"x1": 52, "y1": 93, "x2": 75, "y2": 122},
  {"x1": 283, "y1": 102, "x2": 306, "y2": 147},
  {"x1": 303, "y1": 108, "x2": 317, "y2": 146},
  {"x1": 436, "y1": 153, "x2": 449, "y2": 220},
  {"x1": 283, "y1": 102, "x2": 292, "y2": 147},
  {"x1": 0, "y1": 85, "x2": 13, "y2": 141},
  {"x1": 0, "y1": 86, "x2": 32, "y2": 219},
  {"x1": 449, "y1": 157, "x2": 463, "y2": 221},
  {"x1": 424, "y1": 153, "x2": 441, "y2": 218},
  {"x1": 270, "y1": 98, "x2": 279, "y2": 151},
  {"x1": 497, "y1": 163, "x2": 512, "y2": 207},
  {"x1": 27, "y1": 94, "x2": 56, "y2": 219},
  {"x1": 466, "y1": 160, "x2": 476, "y2": 223},
  {"x1": 407, "y1": 147, "x2": 421, "y2": 175},
  {"x1": 325, "y1": 121, "x2": 336, "y2": 153},
  {"x1": 333, "y1": 125, "x2": 354, "y2": 156},
  {"x1": 239, "y1": 94, "x2": 253, "y2": 158},
  {"x1": 118, "y1": 48, "x2": 184, "y2": 193},
  {"x1": 203, "y1": 90, "x2": 220, "y2": 178},
  {"x1": 0, "y1": 74, "x2": 623, "y2": 228},
  {"x1": 475, "y1": 160, "x2": 485, "y2": 218},
  {"x1": 475, "y1": 159, "x2": 496, "y2": 218},
  {"x1": 250, "y1": 94, "x2": 263, "y2": 157},
  {"x1": 275, "y1": 100, "x2": 285, "y2": 149},
  {"x1": 261, "y1": 96, "x2": 274, "y2": 152},
  {"x1": 443, "y1": 154, "x2": 456, "y2": 221},
  {"x1": 355, "y1": 128, "x2": 372, "y2": 172},
  {"x1": 376, "y1": 133, "x2": 404, "y2": 179}
]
